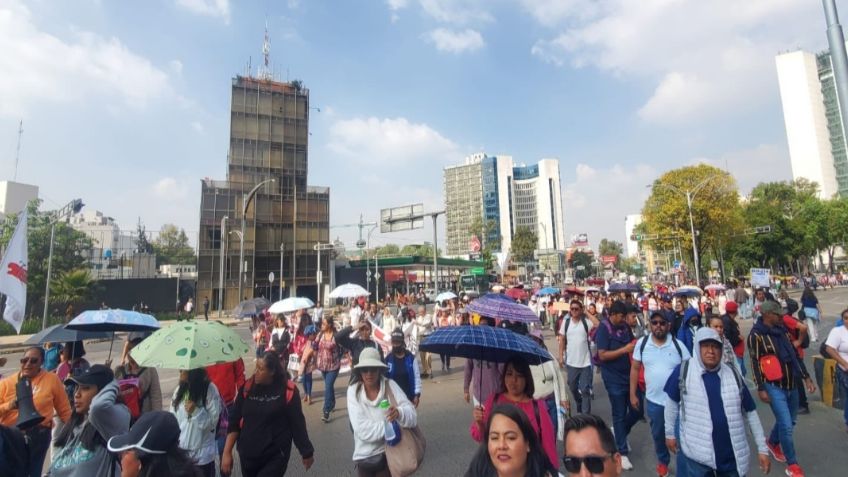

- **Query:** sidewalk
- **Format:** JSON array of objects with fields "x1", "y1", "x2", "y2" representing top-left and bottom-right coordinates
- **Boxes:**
[{"x1": 0, "y1": 314, "x2": 247, "y2": 355}]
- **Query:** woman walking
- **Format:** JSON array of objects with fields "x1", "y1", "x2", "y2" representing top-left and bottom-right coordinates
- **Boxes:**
[
  {"x1": 171, "y1": 368, "x2": 222, "y2": 477},
  {"x1": 315, "y1": 316, "x2": 342, "y2": 423},
  {"x1": 435, "y1": 308, "x2": 456, "y2": 372},
  {"x1": 347, "y1": 348, "x2": 417, "y2": 477},
  {"x1": 800, "y1": 286, "x2": 822, "y2": 342},
  {"x1": 221, "y1": 351, "x2": 314, "y2": 477}
]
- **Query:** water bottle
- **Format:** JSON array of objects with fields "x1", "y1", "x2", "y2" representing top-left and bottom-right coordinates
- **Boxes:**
[{"x1": 379, "y1": 399, "x2": 398, "y2": 444}]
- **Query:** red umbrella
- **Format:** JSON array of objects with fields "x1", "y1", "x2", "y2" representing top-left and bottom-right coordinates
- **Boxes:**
[
  {"x1": 505, "y1": 287, "x2": 528, "y2": 301},
  {"x1": 564, "y1": 286, "x2": 584, "y2": 296}
]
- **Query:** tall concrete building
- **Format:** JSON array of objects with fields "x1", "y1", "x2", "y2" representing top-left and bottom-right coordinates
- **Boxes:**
[
  {"x1": 624, "y1": 214, "x2": 642, "y2": 259},
  {"x1": 196, "y1": 42, "x2": 329, "y2": 309},
  {"x1": 0, "y1": 181, "x2": 38, "y2": 219},
  {"x1": 443, "y1": 153, "x2": 565, "y2": 259},
  {"x1": 776, "y1": 48, "x2": 847, "y2": 198}
]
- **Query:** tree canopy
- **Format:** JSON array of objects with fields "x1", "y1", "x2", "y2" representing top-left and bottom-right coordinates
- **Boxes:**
[
  {"x1": 153, "y1": 224, "x2": 195, "y2": 266},
  {"x1": 510, "y1": 227, "x2": 538, "y2": 262}
]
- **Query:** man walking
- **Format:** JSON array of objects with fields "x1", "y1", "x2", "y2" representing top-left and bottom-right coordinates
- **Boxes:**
[
  {"x1": 202, "y1": 296, "x2": 210, "y2": 321},
  {"x1": 415, "y1": 306, "x2": 434, "y2": 378},
  {"x1": 563, "y1": 414, "x2": 623, "y2": 477},
  {"x1": 630, "y1": 311, "x2": 689, "y2": 477},
  {"x1": 721, "y1": 301, "x2": 745, "y2": 376},
  {"x1": 748, "y1": 300, "x2": 816, "y2": 477},
  {"x1": 665, "y1": 327, "x2": 770, "y2": 477},
  {"x1": 596, "y1": 300, "x2": 639, "y2": 470},
  {"x1": 559, "y1": 300, "x2": 595, "y2": 414}
]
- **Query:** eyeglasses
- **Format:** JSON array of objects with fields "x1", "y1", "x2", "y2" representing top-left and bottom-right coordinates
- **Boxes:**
[
  {"x1": 20, "y1": 357, "x2": 40, "y2": 365},
  {"x1": 650, "y1": 320, "x2": 668, "y2": 326},
  {"x1": 562, "y1": 455, "x2": 610, "y2": 474},
  {"x1": 570, "y1": 307, "x2": 581, "y2": 311}
]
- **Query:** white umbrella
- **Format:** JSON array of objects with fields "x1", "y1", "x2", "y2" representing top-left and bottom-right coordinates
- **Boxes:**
[
  {"x1": 435, "y1": 291, "x2": 457, "y2": 302},
  {"x1": 704, "y1": 284, "x2": 726, "y2": 292},
  {"x1": 491, "y1": 284, "x2": 505, "y2": 292},
  {"x1": 584, "y1": 286, "x2": 601, "y2": 293},
  {"x1": 328, "y1": 283, "x2": 370, "y2": 299},
  {"x1": 269, "y1": 297, "x2": 315, "y2": 314}
]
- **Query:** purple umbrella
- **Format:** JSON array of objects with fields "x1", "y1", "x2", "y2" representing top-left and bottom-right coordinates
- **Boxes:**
[{"x1": 466, "y1": 293, "x2": 540, "y2": 323}]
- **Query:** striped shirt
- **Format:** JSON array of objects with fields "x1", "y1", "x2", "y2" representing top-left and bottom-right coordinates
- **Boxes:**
[{"x1": 747, "y1": 326, "x2": 809, "y2": 391}]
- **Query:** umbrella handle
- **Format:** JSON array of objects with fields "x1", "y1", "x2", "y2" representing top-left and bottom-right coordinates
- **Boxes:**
[{"x1": 107, "y1": 331, "x2": 115, "y2": 363}]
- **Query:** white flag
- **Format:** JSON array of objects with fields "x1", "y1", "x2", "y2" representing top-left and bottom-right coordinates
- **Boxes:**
[{"x1": 0, "y1": 210, "x2": 28, "y2": 333}]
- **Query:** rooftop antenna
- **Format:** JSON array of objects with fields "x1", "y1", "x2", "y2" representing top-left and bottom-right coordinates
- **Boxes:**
[
  {"x1": 258, "y1": 19, "x2": 272, "y2": 80},
  {"x1": 13, "y1": 120, "x2": 22, "y2": 181}
]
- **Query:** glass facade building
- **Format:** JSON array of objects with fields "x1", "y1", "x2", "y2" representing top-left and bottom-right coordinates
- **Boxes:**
[
  {"x1": 196, "y1": 76, "x2": 330, "y2": 309},
  {"x1": 816, "y1": 51, "x2": 848, "y2": 196}
]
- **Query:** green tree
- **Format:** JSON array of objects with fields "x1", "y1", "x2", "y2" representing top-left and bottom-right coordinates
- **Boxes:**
[
  {"x1": 135, "y1": 220, "x2": 154, "y2": 254},
  {"x1": 569, "y1": 250, "x2": 593, "y2": 279},
  {"x1": 598, "y1": 239, "x2": 624, "y2": 260},
  {"x1": 373, "y1": 244, "x2": 400, "y2": 256},
  {"x1": 152, "y1": 224, "x2": 195, "y2": 266},
  {"x1": 642, "y1": 164, "x2": 742, "y2": 278},
  {"x1": 51, "y1": 269, "x2": 98, "y2": 306},
  {"x1": 399, "y1": 243, "x2": 441, "y2": 257},
  {"x1": 0, "y1": 200, "x2": 93, "y2": 317},
  {"x1": 510, "y1": 227, "x2": 538, "y2": 262}
]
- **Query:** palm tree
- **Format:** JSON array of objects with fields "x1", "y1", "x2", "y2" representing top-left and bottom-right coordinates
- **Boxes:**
[{"x1": 51, "y1": 269, "x2": 97, "y2": 306}]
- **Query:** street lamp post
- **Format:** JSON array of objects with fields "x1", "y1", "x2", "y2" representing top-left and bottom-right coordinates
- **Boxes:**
[
  {"x1": 366, "y1": 224, "x2": 378, "y2": 297},
  {"x1": 313, "y1": 243, "x2": 335, "y2": 306},
  {"x1": 279, "y1": 242, "x2": 285, "y2": 299},
  {"x1": 651, "y1": 175, "x2": 721, "y2": 286},
  {"x1": 43, "y1": 199, "x2": 84, "y2": 331},
  {"x1": 238, "y1": 179, "x2": 276, "y2": 302},
  {"x1": 218, "y1": 216, "x2": 228, "y2": 319}
]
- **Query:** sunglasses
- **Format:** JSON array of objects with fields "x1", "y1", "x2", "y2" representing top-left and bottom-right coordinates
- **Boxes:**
[
  {"x1": 20, "y1": 357, "x2": 40, "y2": 365},
  {"x1": 570, "y1": 307, "x2": 581, "y2": 311},
  {"x1": 650, "y1": 320, "x2": 668, "y2": 326},
  {"x1": 562, "y1": 455, "x2": 610, "y2": 474}
]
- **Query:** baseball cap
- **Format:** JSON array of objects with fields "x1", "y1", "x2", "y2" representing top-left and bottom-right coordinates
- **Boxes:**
[
  {"x1": 390, "y1": 328, "x2": 404, "y2": 343},
  {"x1": 695, "y1": 327, "x2": 723, "y2": 346},
  {"x1": 649, "y1": 311, "x2": 668, "y2": 322},
  {"x1": 725, "y1": 302, "x2": 738, "y2": 313},
  {"x1": 107, "y1": 411, "x2": 180, "y2": 455},
  {"x1": 609, "y1": 301, "x2": 628, "y2": 316},
  {"x1": 66, "y1": 364, "x2": 114, "y2": 391},
  {"x1": 760, "y1": 300, "x2": 782, "y2": 316}
]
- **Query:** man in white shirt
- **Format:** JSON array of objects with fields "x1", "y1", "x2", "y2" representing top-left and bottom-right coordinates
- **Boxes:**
[
  {"x1": 349, "y1": 303, "x2": 362, "y2": 327},
  {"x1": 415, "y1": 306, "x2": 434, "y2": 378},
  {"x1": 559, "y1": 300, "x2": 594, "y2": 414}
]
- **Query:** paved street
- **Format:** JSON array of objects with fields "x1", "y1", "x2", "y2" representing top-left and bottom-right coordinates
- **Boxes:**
[{"x1": 2, "y1": 290, "x2": 848, "y2": 476}]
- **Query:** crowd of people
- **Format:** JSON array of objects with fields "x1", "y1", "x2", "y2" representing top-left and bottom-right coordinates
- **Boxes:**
[{"x1": 0, "y1": 279, "x2": 847, "y2": 477}]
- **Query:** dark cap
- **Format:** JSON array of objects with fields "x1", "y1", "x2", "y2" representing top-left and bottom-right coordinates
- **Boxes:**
[
  {"x1": 760, "y1": 300, "x2": 782, "y2": 316},
  {"x1": 650, "y1": 311, "x2": 668, "y2": 322},
  {"x1": 107, "y1": 411, "x2": 180, "y2": 455},
  {"x1": 66, "y1": 364, "x2": 113, "y2": 391},
  {"x1": 626, "y1": 304, "x2": 641, "y2": 315},
  {"x1": 609, "y1": 301, "x2": 628, "y2": 316},
  {"x1": 390, "y1": 328, "x2": 404, "y2": 343}
]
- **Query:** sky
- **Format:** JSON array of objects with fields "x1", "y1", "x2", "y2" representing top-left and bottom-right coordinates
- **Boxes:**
[{"x1": 0, "y1": 0, "x2": 833, "y2": 253}]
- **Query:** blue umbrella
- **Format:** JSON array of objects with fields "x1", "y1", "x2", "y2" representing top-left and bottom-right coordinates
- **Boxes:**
[
  {"x1": 672, "y1": 286, "x2": 703, "y2": 298},
  {"x1": 466, "y1": 293, "x2": 539, "y2": 323},
  {"x1": 66, "y1": 309, "x2": 160, "y2": 332},
  {"x1": 535, "y1": 287, "x2": 560, "y2": 296},
  {"x1": 419, "y1": 325, "x2": 552, "y2": 364},
  {"x1": 23, "y1": 324, "x2": 111, "y2": 345},
  {"x1": 608, "y1": 282, "x2": 641, "y2": 293}
]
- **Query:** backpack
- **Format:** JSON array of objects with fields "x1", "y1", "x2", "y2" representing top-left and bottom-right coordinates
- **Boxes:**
[
  {"x1": 638, "y1": 334, "x2": 683, "y2": 359},
  {"x1": 591, "y1": 320, "x2": 615, "y2": 366},
  {"x1": 117, "y1": 369, "x2": 147, "y2": 422}
]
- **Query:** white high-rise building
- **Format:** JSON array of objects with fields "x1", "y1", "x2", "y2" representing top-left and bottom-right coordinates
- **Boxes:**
[
  {"x1": 624, "y1": 214, "x2": 643, "y2": 258},
  {"x1": 776, "y1": 48, "x2": 845, "y2": 198},
  {"x1": 443, "y1": 153, "x2": 565, "y2": 259},
  {"x1": 0, "y1": 181, "x2": 38, "y2": 219}
]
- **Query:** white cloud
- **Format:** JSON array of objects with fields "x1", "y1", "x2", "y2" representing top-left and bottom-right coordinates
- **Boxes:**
[
  {"x1": 175, "y1": 0, "x2": 230, "y2": 23},
  {"x1": 152, "y1": 177, "x2": 189, "y2": 200},
  {"x1": 328, "y1": 116, "x2": 461, "y2": 165},
  {"x1": 419, "y1": 0, "x2": 493, "y2": 24},
  {"x1": 563, "y1": 162, "x2": 657, "y2": 248},
  {"x1": 191, "y1": 121, "x2": 205, "y2": 134},
  {"x1": 528, "y1": 0, "x2": 823, "y2": 124},
  {"x1": 0, "y1": 0, "x2": 171, "y2": 117},
  {"x1": 169, "y1": 59, "x2": 183, "y2": 76},
  {"x1": 386, "y1": 0, "x2": 409, "y2": 10},
  {"x1": 425, "y1": 28, "x2": 485, "y2": 53}
]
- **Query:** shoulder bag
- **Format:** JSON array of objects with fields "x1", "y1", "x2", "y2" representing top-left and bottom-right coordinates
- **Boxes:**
[{"x1": 384, "y1": 381, "x2": 426, "y2": 476}]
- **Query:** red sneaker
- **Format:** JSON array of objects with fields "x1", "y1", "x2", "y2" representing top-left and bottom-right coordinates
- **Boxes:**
[
  {"x1": 785, "y1": 464, "x2": 805, "y2": 477},
  {"x1": 767, "y1": 441, "x2": 787, "y2": 463},
  {"x1": 656, "y1": 463, "x2": 669, "y2": 477}
]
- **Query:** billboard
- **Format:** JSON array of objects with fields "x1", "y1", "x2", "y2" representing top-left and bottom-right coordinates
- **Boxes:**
[
  {"x1": 380, "y1": 203, "x2": 424, "y2": 233},
  {"x1": 601, "y1": 255, "x2": 618, "y2": 265},
  {"x1": 571, "y1": 233, "x2": 589, "y2": 247}
]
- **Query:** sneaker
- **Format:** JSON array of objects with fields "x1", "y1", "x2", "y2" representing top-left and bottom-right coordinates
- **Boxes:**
[
  {"x1": 621, "y1": 456, "x2": 634, "y2": 471},
  {"x1": 767, "y1": 441, "x2": 787, "y2": 463},
  {"x1": 785, "y1": 464, "x2": 805, "y2": 477},
  {"x1": 797, "y1": 406, "x2": 810, "y2": 415},
  {"x1": 321, "y1": 412, "x2": 330, "y2": 423},
  {"x1": 656, "y1": 463, "x2": 669, "y2": 477}
]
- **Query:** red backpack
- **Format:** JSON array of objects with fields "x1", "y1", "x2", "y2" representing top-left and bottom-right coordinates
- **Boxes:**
[{"x1": 118, "y1": 369, "x2": 146, "y2": 422}]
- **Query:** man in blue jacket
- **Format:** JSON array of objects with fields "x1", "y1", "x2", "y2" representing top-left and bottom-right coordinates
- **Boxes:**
[
  {"x1": 385, "y1": 328, "x2": 421, "y2": 407},
  {"x1": 677, "y1": 307, "x2": 703, "y2": 354}
]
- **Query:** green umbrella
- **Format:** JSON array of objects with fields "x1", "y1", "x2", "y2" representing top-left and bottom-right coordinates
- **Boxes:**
[{"x1": 129, "y1": 321, "x2": 250, "y2": 370}]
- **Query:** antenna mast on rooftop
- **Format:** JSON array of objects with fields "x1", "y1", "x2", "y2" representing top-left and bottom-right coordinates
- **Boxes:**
[
  {"x1": 13, "y1": 120, "x2": 22, "y2": 181},
  {"x1": 258, "y1": 20, "x2": 273, "y2": 80}
]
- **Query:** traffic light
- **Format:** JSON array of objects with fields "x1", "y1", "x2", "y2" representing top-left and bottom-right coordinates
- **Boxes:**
[{"x1": 630, "y1": 234, "x2": 642, "y2": 241}]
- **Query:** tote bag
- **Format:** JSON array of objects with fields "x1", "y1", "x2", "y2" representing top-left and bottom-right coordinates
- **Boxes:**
[{"x1": 384, "y1": 382, "x2": 426, "y2": 476}]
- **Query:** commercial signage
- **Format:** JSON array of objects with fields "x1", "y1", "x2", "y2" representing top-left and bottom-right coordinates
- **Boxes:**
[
  {"x1": 571, "y1": 233, "x2": 589, "y2": 247},
  {"x1": 601, "y1": 255, "x2": 618, "y2": 265},
  {"x1": 750, "y1": 268, "x2": 770, "y2": 288},
  {"x1": 469, "y1": 235, "x2": 481, "y2": 253}
]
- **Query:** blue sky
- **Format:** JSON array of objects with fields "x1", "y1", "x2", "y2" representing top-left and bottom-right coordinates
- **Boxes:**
[{"x1": 0, "y1": 0, "x2": 832, "y2": 252}]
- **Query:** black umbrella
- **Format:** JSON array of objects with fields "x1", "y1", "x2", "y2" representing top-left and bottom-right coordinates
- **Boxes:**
[{"x1": 23, "y1": 324, "x2": 112, "y2": 346}]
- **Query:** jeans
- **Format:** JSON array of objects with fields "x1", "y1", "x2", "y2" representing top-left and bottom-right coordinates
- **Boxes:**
[
  {"x1": 322, "y1": 369, "x2": 340, "y2": 414},
  {"x1": 26, "y1": 425, "x2": 52, "y2": 477},
  {"x1": 440, "y1": 354, "x2": 451, "y2": 370},
  {"x1": 567, "y1": 365, "x2": 593, "y2": 414},
  {"x1": 838, "y1": 367, "x2": 848, "y2": 426},
  {"x1": 764, "y1": 383, "x2": 799, "y2": 465},
  {"x1": 684, "y1": 454, "x2": 740, "y2": 477},
  {"x1": 736, "y1": 356, "x2": 746, "y2": 377},
  {"x1": 303, "y1": 370, "x2": 313, "y2": 398},
  {"x1": 646, "y1": 400, "x2": 670, "y2": 465},
  {"x1": 605, "y1": 381, "x2": 642, "y2": 455}
]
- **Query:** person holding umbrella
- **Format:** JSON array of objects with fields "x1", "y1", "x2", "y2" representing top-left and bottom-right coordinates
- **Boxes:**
[
  {"x1": 222, "y1": 351, "x2": 314, "y2": 477},
  {"x1": 170, "y1": 368, "x2": 222, "y2": 477},
  {"x1": 470, "y1": 355, "x2": 558, "y2": 469},
  {"x1": 0, "y1": 347, "x2": 72, "y2": 477}
]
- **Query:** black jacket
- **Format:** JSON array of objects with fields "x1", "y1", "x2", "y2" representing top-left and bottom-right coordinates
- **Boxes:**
[{"x1": 334, "y1": 326, "x2": 384, "y2": 366}]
